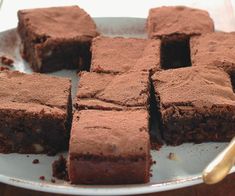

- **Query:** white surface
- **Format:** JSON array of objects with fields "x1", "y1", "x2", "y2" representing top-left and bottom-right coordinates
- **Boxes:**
[
  {"x1": 0, "y1": 1, "x2": 235, "y2": 195},
  {"x1": 0, "y1": 144, "x2": 234, "y2": 195},
  {"x1": 0, "y1": 0, "x2": 235, "y2": 32}
]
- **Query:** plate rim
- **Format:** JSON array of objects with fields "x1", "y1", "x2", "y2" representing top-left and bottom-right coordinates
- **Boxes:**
[{"x1": 0, "y1": 174, "x2": 203, "y2": 195}]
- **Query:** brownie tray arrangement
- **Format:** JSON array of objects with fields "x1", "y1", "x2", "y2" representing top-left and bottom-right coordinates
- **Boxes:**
[{"x1": 0, "y1": 5, "x2": 234, "y2": 186}]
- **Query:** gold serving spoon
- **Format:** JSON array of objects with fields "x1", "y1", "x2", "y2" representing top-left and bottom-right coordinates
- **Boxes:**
[{"x1": 202, "y1": 136, "x2": 235, "y2": 184}]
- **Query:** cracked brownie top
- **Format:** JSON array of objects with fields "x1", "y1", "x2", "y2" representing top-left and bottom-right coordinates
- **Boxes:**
[{"x1": 75, "y1": 71, "x2": 150, "y2": 111}]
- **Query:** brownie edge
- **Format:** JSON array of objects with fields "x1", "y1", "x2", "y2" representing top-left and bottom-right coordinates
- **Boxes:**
[
  {"x1": 68, "y1": 110, "x2": 151, "y2": 184},
  {"x1": 0, "y1": 70, "x2": 72, "y2": 154},
  {"x1": 17, "y1": 6, "x2": 99, "y2": 73}
]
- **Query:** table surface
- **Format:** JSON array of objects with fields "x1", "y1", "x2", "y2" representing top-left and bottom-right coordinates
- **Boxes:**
[{"x1": 0, "y1": 173, "x2": 234, "y2": 196}]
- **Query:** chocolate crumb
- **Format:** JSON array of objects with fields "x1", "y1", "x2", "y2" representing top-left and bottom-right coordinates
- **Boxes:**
[
  {"x1": 150, "y1": 158, "x2": 157, "y2": 166},
  {"x1": 52, "y1": 155, "x2": 69, "y2": 181},
  {"x1": 150, "y1": 136, "x2": 163, "y2": 151},
  {"x1": 0, "y1": 66, "x2": 10, "y2": 71},
  {"x1": 51, "y1": 178, "x2": 56, "y2": 183},
  {"x1": 0, "y1": 56, "x2": 14, "y2": 66},
  {"x1": 39, "y1": 176, "x2": 45, "y2": 180},
  {"x1": 32, "y1": 159, "x2": 39, "y2": 164},
  {"x1": 167, "y1": 152, "x2": 178, "y2": 161}
]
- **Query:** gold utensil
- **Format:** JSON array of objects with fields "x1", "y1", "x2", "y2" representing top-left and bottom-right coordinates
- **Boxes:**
[{"x1": 202, "y1": 136, "x2": 235, "y2": 184}]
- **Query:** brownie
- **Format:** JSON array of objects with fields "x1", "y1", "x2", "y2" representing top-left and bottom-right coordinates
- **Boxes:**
[
  {"x1": 17, "y1": 6, "x2": 98, "y2": 73},
  {"x1": 0, "y1": 70, "x2": 72, "y2": 154},
  {"x1": 75, "y1": 71, "x2": 150, "y2": 111},
  {"x1": 147, "y1": 6, "x2": 214, "y2": 39},
  {"x1": 90, "y1": 36, "x2": 161, "y2": 74},
  {"x1": 147, "y1": 6, "x2": 214, "y2": 70},
  {"x1": 152, "y1": 66, "x2": 235, "y2": 145},
  {"x1": 68, "y1": 110, "x2": 150, "y2": 184},
  {"x1": 191, "y1": 32, "x2": 235, "y2": 89}
]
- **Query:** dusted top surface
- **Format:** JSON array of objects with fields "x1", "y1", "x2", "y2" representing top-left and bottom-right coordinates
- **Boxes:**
[
  {"x1": 69, "y1": 110, "x2": 149, "y2": 158},
  {"x1": 147, "y1": 6, "x2": 214, "y2": 38},
  {"x1": 18, "y1": 6, "x2": 98, "y2": 41},
  {"x1": 191, "y1": 32, "x2": 235, "y2": 74},
  {"x1": 91, "y1": 36, "x2": 160, "y2": 74},
  {"x1": 0, "y1": 70, "x2": 71, "y2": 114},
  {"x1": 152, "y1": 67, "x2": 235, "y2": 109},
  {"x1": 76, "y1": 71, "x2": 149, "y2": 109}
]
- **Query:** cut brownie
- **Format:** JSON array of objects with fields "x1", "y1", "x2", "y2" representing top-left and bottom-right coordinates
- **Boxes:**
[
  {"x1": 68, "y1": 110, "x2": 150, "y2": 184},
  {"x1": 147, "y1": 6, "x2": 214, "y2": 39},
  {"x1": 17, "y1": 6, "x2": 98, "y2": 73},
  {"x1": 75, "y1": 71, "x2": 150, "y2": 111},
  {"x1": 90, "y1": 36, "x2": 161, "y2": 74},
  {"x1": 0, "y1": 71, "x2": 72, "y2": 154},
  {"x1": 152, "y1": 66, "x2": 235, "y2": 145},
  {"x1": 191, "y1": 32, "x2": 235, "y2": 88},
  {"x1": 147, "y1": 6, "x2": 214, "y2": 70}
]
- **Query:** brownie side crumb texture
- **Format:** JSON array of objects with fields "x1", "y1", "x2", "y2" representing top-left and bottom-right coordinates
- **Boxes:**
[
  {"x1": 90, "y1": 36, "x2": 161, "y2": 74},
  {"x1": 0, "y1": 70, "x2": 72, "y2": 154},
  {"x1": 76, "y1": 71, "x2": 150, "y2": 111},
  {"x1": 52, "y1": 155, "x2": 69, "y2": 181},
  {"x1": 0, "y1": 66, "x2": 10, "y2": 71},
  {"x1": 152, "y1": 66, "x2": 235, "y2": 145},
  {"x1": 68, "y1": 110, "x2": 151, "y2": 184},
  {"x1": 17, "y1": 6, "x2": 99, "y2": 73},
  {"x1": 147, "y1": 6, "x2": 214, "y2": 39},
  {"x1": 0, "y1": 55, "x2": 14, "y2": 66}
]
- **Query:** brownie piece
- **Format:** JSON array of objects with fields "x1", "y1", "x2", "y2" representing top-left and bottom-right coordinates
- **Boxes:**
[
  {"x1": 152, "y1": 66, "x2": 235, "y2": 145},
  {"x1": 0, "y1": 70, "x2": 72, "y2": 154},
  {"x1": 147, "y1": 6, "x2": 214, "y2": 39},
  {"x1": 75, "y1": 71, "x2": 150, "y2": 111},
  {"x1": 147, "y1": 6, "x2": 214, "y2": 70},
  {"x1": 90, "y1": 36, "x2": 161, "y2": 74},
  {"x1": 68, "y1": 110, "x2": 150, "y2": 184},
  {"x1": 191, "y1": 32, "x2": 235, "y2": 86},
  {"x1": 17, "y1": 6, "x2": 98, "y2": 73}
]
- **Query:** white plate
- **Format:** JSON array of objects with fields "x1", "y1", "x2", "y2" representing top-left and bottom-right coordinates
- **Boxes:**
[{"x1": 0, "y1": 13, "x2": 235, "y2": 196}]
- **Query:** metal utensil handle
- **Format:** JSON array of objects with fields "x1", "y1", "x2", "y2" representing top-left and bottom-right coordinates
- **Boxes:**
[{"x1": 202, "y1": 136, "x2": 235, "y2": 184}]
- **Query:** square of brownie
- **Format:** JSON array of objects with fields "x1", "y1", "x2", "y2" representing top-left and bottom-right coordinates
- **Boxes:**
[
  {"x1": 147, "y1": 6, "x2": 214, "y2": 39},
  {"x1": 68, "y1": 110, "x2": 150, "y2": 184},
  {"x1": 152, "y1": 66, "x2": 235, "y2": 145},
  {"x1": 191, "y1": 32, "x2": 235, "y2": 91},
  {"x1": 0, "y1": 71, "x2": 72, "y2": 154},
  {"x1": 90, "y1": 36, "x2": 161, "y2": 74},
  {"x1": 17, "y1": 6, "x2": 98, "y2": 73},
  {"x1": 147, "y1": 6, "x2": 214, "y2": 70},
  {"x1": 75, "y1": 71, "x2": 150, "y2": 111}
]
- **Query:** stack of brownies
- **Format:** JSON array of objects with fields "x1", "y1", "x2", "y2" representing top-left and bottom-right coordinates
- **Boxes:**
[{"x1": 0, "y1": 5, "x2": 234, "y2": 185}]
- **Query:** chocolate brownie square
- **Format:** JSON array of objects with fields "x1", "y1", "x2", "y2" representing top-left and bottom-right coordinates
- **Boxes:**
[
  {"x1": 191, "y1": 32, "x2": 235, "y2": 91},
  {"x1": 0, "y1": 71, "x2": 72, "y2": 154},
  {"x1": 147, "y1": 6, "x2": 214, "y2": 69},
  {"x1": 152, "y1": 66, "x2": 235, "y2": 145},
  {"x1": 68, "y1": 110, "x2": 150, "y2": 184},
  {"x1": 147, "y1": 6, "x2": 214, "y2": 39},
  {"x1": 17, "y1": 6, "x2": 98, "y2": 73},
  {"x1": 75, "y1": 71, "x2": 150, "y2": 111},
  {"x1": 90, "y1": 36, "x2": 161, "y2": 74}
]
